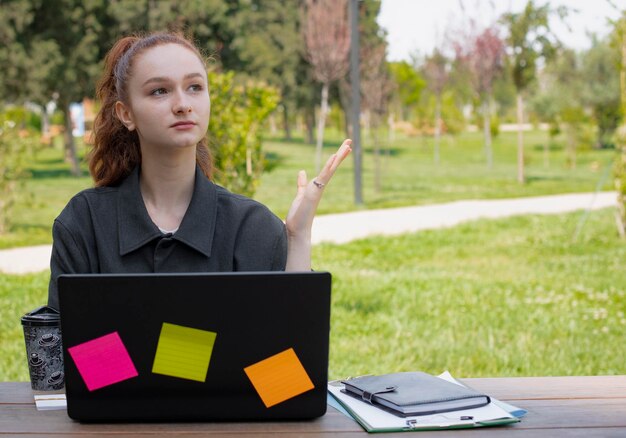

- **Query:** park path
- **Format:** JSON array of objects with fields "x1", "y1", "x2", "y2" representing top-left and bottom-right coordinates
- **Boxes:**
[{"x1": 0, "y1": 191, "x2": 617, "y2": 275}]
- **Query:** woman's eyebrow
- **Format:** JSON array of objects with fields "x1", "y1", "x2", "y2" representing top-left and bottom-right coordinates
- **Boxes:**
[{"x1": 142, "y1": 73, "x2": 205, "y2": 87}]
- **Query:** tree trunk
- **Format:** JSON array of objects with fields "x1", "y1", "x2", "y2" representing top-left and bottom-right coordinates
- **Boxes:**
[
  {"x1": 305, "y1": 106, "x2": 315, "y2": 145},
  {"x1": 282, "y1": 107, "x2": 292, "y2": 141},
  {"x1": 565, "y1": 123, "x2": 576, "y2": 169},
  {"x1": 268, "y1": 114, "x2": 277, "y2": 136},
  {"x1": 62, "y1": 102, "x2": 81, "y2": 177},
  {"x1": 41, "y1": 107, "x2": 49, "y2": 137},
  {"x1": 315, "y1": 82, "x2": 330, "y2": 173},
  {"x1": 516, "y1": 93, "x2": 525, "y2": 184},
  {"x1": 482, "y1": 99, "x2": 493, "y2": 168},
  {"x1": 616, "y1": 28, "x2": 626, "y2": 237},
  {"x1": 372, "y1": 114, "x2": 381, "y2": 193},
  {"x1": 388, "y1": 113, "x2": 395, "y2": 145},
  {"x1": 543, "y1": 128, "x2": 552, "y2": 169},
  {"x1": 344, "y1": 111, "x2": 352, "y2": 139},
  {"x1": 434, "y1": 93, "x2": 441, "y2": 165},
  {"x1": 41, "y1": 107, "x2": 52, "y2": 147}
]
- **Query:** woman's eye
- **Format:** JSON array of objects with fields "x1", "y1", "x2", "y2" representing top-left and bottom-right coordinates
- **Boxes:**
[
  {"x1": 189, "y1": 84, "x2": 203, "y2": 92},
  {"x1": 150, "y1": 88, "x2": 167, "y2": 96}
]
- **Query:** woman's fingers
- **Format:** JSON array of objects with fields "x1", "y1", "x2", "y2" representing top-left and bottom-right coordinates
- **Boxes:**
[
  {"x1": 297, "y1": 170, "x2": 308, "y2": 191},
  {"x1": 315, "y1": 139, "x2": 352, "y2": 186}
]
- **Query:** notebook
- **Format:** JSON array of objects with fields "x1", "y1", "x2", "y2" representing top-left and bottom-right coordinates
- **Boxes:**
[
  {"x1": 341, "y1": 372, "x2": 490, "y2": 416},
  {"x1": 57, "y1": 272, "x2": 331, "y2": 422}
]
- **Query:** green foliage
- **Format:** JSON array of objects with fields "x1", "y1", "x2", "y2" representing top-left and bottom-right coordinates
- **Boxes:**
[
  {"x1": 416, "y1": 92, "x2": 465, "y2": 135},
  {"x1": 582, "y1": 39, "x2": 622, "y2": 147},
  {"x1": 50, "y1": 110, "x2": 64, "y2": 126},
  {"x1": 208, "y1": 72, "x2": 279, "y2": 197},
  {"x1": 610, "y1": 11, "x2": 626, "y2": 233},
  {"x1": 614, "y1": 126, "x2": 626, "y2": 229},
  {"x1": 389, "y1": 61, "x2": 426, "y2": 119},
  {"x1": 0, "y1": 116, "x2": 38, "y2": 234},
  {"x1": 581, "y1": 37, "x2": 621, "y2": 148},
  {"x1": 229, "y1": 0, "x2": 301, "y2": 131},
  {"x1": 492, "y1": 72, "x2": 517, "y2": 121},
  {"x1": 532, "y1": 48, "x2": 592, "y2": 167},
  {"x1": 501, "y1": 0, "x2": 564, "y2": 92},
  {"x1": 490, "y1": 114, "x2": 500, "y2": 138},
  {"x1": 2, "y1": 106, "x2": 41, "y2": 131}
]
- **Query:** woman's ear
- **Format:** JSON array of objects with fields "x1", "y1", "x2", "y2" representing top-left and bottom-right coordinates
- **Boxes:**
[{"x1": 114, "y1": 101, "x2": 136, "y2": 131}]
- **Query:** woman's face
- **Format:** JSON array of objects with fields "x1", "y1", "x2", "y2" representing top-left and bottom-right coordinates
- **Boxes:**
[{"x1": 116, "y1": 43, "x2": 210, "y2": 154}]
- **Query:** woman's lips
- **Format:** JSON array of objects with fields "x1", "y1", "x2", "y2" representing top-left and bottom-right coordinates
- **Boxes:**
[{"x1": 171, "y1": 121, "x2": 196, "y2": 130}]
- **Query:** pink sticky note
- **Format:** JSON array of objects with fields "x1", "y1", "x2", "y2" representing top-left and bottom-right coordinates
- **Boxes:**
[{"x1": 68, "y1": 331, "x2": 138, "y2": 391}]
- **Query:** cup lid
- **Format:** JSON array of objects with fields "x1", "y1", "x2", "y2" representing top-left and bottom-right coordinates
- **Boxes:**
[{"x1": 21, "y1": 306, "x2": 60, "y2": 326}]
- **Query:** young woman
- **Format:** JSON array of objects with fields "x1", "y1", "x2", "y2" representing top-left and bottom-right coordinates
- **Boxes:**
[{"x1": 47, "y1": 32, "x2": 351, "y2": 309}]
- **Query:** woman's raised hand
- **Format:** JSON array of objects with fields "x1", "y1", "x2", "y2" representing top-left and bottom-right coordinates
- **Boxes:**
[{"x1": 284, "y1": 139, "x2": 352, "y2": 271}]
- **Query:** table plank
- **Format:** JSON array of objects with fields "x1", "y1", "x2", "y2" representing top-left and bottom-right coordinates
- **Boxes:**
[
  {"x1": 462, "y1": 376, "x2": 626, "y2": 400},
  {"x1": 4, "y1": 431, "x2": 626, "y2": 438},
  {"x1": 2, "y1": 399, "x2": 626, "y2": 436},
  {"x1": 5, "y1": 376, "x2": 624, "y2": 404},
  {"x1": 0, "y1": 382, "x2": 34, "y2": 404},
  {"x1": 2, "y1": 378, "x2": 626, "y2": 437}
]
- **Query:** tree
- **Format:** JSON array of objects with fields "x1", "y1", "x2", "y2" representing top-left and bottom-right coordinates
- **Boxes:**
[
  {"x1": 208, "y1": 72, "x2": 279, "y2": 197},
  {"x1": 501, "y1": 0, "x2": 565, "y2": 183},
  {"x1": 228, "y1": 1, "x2": 302, "y2": 140},
  {"x1": 303, "y1": 0, "x2": 351, "y2": 172},
  {"x1": 361, "y1": 42, "x2": 394, "y2": 192},
  {"x1": 611, "y1": 5, "x2": 626, "y2": 238},
  {"x1": 106, "y1": 0, "x2": 233, "y2": 57},
  {"x1": 542, "y1": 49, "x2": 587, "y2": 169},
  {"x1": 388, "y1": 61, "x2": 425, "y2": 122},
  {"x1": 0, "y1": 116, "x2": 37, "y2": 234},
  {"x1": 454, "y1": 25, "x2": 505, "y2": 168},
  {"x1": 422, "y1": 48, "x2": 450, "y2": 165},
  {"x1": 581, "y1": 36, "x2": 621, "y2": 149},
  {"x1": 0, "y1": 0, "x2": 112, "y2": 177},
  {"x1": 529, "y1": 76, "x2": 559, "y2": 168}
]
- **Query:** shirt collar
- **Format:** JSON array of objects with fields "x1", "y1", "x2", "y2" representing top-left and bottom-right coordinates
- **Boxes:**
[{"x1": 117, "y1": 165, "x2": 217, "y2": 257}]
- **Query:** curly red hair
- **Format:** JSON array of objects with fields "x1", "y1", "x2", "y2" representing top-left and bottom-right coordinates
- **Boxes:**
[{"x1": 89, "y1": 32, "x2": 213, "y2": 187}]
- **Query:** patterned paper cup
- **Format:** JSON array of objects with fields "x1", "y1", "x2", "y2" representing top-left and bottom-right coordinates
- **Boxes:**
[{"x1": 21, "y1": 306, "x2": 64, "y2": 391}]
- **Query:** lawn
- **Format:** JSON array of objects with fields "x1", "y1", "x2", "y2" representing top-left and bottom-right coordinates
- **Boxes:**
[
  {"x1": 0, "y1": 128, "x2": 617, "y2": 248},
  {"x1": 2, "y1": 207, "x2": 624, "y2": 381},
  {"x1": 317, "y1": 206, "x2": 626, "y2": 379}
]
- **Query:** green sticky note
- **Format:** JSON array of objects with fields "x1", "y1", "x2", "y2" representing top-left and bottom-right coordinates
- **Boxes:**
[{"x1": 152, "y1": 322, "x2": 217, "y2": 382}]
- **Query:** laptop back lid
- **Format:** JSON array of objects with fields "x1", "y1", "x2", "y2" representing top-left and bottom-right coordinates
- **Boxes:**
[{"x1": 58, "y1": 271, "x2": 331, "y2": 421}]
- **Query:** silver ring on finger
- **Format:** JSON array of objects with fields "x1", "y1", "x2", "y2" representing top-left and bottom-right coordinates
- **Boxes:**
[{"x1": 313, "y1": 180, "x2": 325, "y2": 189}]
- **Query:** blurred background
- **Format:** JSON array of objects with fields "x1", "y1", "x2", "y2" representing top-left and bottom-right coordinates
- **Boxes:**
[{"x1": 1, "y1": 0, "x2": 625, "y2": 381}]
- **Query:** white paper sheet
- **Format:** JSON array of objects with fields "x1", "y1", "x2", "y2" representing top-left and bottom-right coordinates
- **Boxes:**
[{"x1": 328, "y1": 372, "x2": 518, "y2": 431}]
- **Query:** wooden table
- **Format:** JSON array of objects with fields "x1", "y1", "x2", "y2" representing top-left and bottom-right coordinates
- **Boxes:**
[{"x1": 2, "y1": 376, "x2": 626, "y2": 437}]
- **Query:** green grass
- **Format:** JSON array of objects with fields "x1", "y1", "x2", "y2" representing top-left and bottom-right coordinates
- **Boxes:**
[
  {"x1": 0, "y1": 272, "x2": 48, "y2": 380},
  {"x1": 0, "y1": 129, "x2": 617, "y2": 248},
  {"x1": 255, "y1": 129, "x2": 616, "y2": 217},
  {"x1": 2, "y1": 208, "x2": 624, "y2": 381},
  {"x1": 314, "y1": 207, "x2": 626, "y2": 379},
  {"x1": 2, "y1": 141, "x2": 92, "y2": 249}
]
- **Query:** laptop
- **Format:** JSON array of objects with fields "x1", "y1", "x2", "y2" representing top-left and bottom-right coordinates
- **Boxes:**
[{"x1": 57, "y1": 271, "x2": 331, "y2": 422}]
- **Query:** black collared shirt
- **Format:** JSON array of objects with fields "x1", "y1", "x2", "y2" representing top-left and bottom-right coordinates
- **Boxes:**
[{"x1": 47, "y1": 166, "x2": 287, "y2": 309}]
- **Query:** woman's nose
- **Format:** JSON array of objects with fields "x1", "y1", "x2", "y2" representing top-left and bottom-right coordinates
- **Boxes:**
[{"x1": 172, "y1": 93, "x2": 192, "y2": 114}]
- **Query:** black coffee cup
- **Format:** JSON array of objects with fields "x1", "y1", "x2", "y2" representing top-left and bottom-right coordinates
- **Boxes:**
[{"x1": 21, "y1": 306, "x2": 64, "y2": 391}]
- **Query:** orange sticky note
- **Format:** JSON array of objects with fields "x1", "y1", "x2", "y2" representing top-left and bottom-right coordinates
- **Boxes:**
[{"x1": 244, "y1": 348, "x2": 314, "y2": 408}]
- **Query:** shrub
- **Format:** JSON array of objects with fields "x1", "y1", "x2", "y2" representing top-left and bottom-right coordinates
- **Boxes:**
[
  {"x1": 0, "y1": 116, "x2": 38, "y2": 234},
  {"x1": 208, "y1": 72, "x2": 279, "y2": 197}
]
